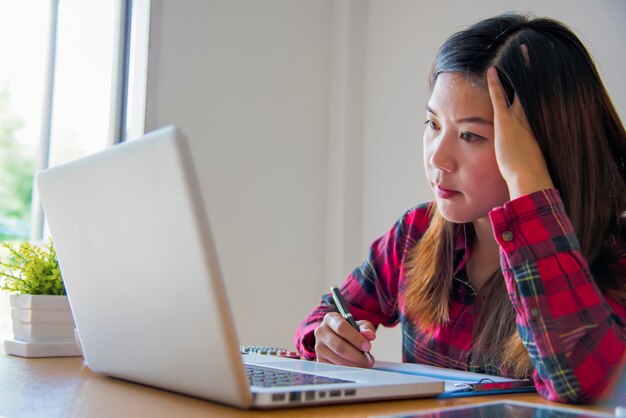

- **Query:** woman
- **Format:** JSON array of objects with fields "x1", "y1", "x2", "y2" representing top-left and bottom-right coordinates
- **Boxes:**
[{"x1": 295, "y1": 13, "x2": 626, "y2": 404}]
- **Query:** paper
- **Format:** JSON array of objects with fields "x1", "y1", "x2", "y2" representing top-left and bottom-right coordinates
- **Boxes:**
[
  {"x1": 373, "y1": 360, "x2": 527, "y2": 393},
  {"x1": 374, "y1": 360, "x2": 522, "y2": 382}
]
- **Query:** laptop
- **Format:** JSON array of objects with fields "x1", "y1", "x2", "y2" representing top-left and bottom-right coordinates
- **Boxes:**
[{"x1": 36, "y1": 125, "x2": 444, "y2": 409}]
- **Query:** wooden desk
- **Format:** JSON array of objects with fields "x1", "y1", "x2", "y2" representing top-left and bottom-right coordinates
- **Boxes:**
[{"x1": 0, "y1": 354, "x2": 611, "y2": 418}]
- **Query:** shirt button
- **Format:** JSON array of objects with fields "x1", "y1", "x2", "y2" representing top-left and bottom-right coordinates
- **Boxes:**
[
  {"x1": 530, "y1": 308, "x2": 540, "y2": 317},
  {"x1": 502, "y1": 231, "x2": 514, "y2": 242}
]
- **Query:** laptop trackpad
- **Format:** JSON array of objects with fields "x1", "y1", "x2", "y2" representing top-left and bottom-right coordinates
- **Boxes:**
[{"x1": 262, "y1": 361, "x2": 353, "y2": 373}]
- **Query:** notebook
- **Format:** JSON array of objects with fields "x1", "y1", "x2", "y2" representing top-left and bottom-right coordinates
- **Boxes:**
[{"x1": 36, "y1": 125, "x2": 444, "y2": 409}]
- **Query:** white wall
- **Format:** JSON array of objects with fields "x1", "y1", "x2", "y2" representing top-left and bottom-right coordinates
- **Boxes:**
[
  {"x1": 146, "y1": 0, "x2": 334, "y2": 348},
  {"x1": 145, "y1": 0, "x2": 626, "y2": 360}
]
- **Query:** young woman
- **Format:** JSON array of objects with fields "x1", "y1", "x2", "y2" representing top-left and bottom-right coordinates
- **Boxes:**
[{"x1": 295, "y1": 13, "x2": 626, "y2": 404}]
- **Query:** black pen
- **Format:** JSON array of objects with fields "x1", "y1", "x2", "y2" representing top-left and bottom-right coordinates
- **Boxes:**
[{"x1": 330, "y1": 286, "x2": 373, "y2": 364}]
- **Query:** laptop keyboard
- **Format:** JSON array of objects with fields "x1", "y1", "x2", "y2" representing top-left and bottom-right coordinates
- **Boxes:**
[{"x1": 245, "y1": 364, "x2": 354, "y2": 387}]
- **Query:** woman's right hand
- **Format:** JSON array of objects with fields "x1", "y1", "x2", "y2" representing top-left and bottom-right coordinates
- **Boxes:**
[
  {"x1": 486, "y1": 65, "x2": 554, "y2": 199},
  {"x1": 313, "y1": 312, "x2": 376, "y2": 368}
]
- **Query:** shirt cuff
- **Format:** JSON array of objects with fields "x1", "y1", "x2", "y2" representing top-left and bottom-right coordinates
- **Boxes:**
[
  {"x1": 296, "y1": 325, "x2": 318, "y2": 360},
  {"x1": 489, "y1": 188, "x2": 580, "y2": 266}
]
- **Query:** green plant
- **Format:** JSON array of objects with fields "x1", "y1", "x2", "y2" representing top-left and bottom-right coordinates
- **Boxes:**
[{"x1": 0, "y1": 239, "x2": 65, "y2": 295}]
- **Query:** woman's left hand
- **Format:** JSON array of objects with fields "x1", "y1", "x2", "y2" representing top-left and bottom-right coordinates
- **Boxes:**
[{"x1": 486, "y1": 66, "x2": 554, "y2": 199}]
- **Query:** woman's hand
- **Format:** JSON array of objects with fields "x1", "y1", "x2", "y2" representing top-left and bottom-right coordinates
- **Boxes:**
[
  {"x1": 314, "y1": 312, "x2": 376, "y2": 368},
  {"x1": 486, "y1": 66, "x2": 554, "y2": 199}
]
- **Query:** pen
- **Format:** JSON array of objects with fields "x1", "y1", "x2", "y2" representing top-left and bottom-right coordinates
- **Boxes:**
[
  {"x1": 453, "y1": 379, "x2": 535, "y2": 393},
  {"x1": 330, "y1": 286, "x2": 374, "y2": 364}
]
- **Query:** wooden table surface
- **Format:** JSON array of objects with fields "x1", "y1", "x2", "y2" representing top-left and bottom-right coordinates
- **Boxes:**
[{"x1": 0, "y1": 354, "x2": 612, "y2": 418}]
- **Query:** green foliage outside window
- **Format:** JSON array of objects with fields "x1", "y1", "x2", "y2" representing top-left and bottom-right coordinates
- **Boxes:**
[{"x1": 0, "y1": 87, "x2": 35, "y2": 241}]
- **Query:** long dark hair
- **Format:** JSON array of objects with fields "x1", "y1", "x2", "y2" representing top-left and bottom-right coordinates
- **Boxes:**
[{"x1": 405, "y1": 13, "x2": 626, "y2": 377}]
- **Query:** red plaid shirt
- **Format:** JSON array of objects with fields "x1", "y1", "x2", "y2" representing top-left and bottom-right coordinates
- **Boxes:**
[{"x1": 295, "y1": 189, "x2": 626, "y2": 403}]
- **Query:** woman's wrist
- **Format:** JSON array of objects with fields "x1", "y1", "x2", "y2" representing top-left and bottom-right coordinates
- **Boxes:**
[{"x1": 506, "y1": 173, "x2": 554, "y2": 199}]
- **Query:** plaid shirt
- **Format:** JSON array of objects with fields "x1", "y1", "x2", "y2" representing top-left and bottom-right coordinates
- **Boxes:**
[{"x1": 294, "y1": 189, "x2": 626, "y2": 403}]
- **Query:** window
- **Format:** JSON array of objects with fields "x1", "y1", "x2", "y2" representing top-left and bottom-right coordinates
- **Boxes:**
[
  {"x1": 0, "y1": 2, "x2": 50, "y2": 242},
  {"x1": 0, "y1": 0, "x2": 150, "y2": 342}
]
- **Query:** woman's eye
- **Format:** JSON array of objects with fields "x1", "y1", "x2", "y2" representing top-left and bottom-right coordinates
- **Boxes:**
[
  {"x1": 460, "y1": 131, "x2": 485, "y2": 142},
  {"x1": 424, "y1": 120, "x2": 439, "y2": 130}
]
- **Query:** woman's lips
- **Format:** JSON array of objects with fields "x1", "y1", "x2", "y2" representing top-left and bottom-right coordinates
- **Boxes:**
[{"x1": 435, "y1": 185, "x2": 460, "y2": 199}]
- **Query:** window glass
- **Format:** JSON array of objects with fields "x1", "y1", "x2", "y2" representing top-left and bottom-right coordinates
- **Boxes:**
[
  {"x1": 0, "y1": 1, "x2": 50, "y2": 242},
  {"x1": 48, "y1": 0, "x2": 119, "y2": 167}
]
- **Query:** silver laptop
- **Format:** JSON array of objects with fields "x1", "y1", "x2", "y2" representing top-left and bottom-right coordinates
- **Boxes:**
[{"x1": 36, "y1": 125, "x2": 443, "y2": 409}]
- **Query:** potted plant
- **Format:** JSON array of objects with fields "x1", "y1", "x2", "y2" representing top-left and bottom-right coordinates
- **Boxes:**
[{"x1": 0, "y1": 239, "x2": 81, "y2": 357}]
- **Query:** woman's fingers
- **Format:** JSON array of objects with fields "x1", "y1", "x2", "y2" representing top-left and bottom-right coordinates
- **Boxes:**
[
  {"x1": 510, "y1": 95, "x2": 532, "y2": 132},
  {"x1": 315, "y1": 342, "x2": 371, "y2": 368},
  {"x1": 486, "y1": 65, "x2": 553, "y2": 198},
  {"x1": 357, "y1": 320, "x2": 377, "y2": 341},
  {"x1": 326, "y1": 313, "x2": 373, "y2": 351},
  {"x1": 314, "y1": 312, "x2": 375, "y2": 367},
  {"x1": 487, "y1": 66, "x2": 508, "y2": 114}
]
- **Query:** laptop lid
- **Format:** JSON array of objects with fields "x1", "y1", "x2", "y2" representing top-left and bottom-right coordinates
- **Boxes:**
[
  {"x1": 38, "y1": 126, "x2": 251, "y2": 407},
  {"x1": 37, "y1": 125, "x2": 443, "y2": 409}
]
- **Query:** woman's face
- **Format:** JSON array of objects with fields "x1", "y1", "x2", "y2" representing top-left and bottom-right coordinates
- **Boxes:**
[{"x1": 423, "y1": 72, "x2": 510, "y2": 224}]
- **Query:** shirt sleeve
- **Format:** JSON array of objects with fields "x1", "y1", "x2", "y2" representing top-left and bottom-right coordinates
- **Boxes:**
[
  {"x1": 294, "y1": 206, "x2": 429, "y2": 360},
  {"x1": 489, "y1": 188, "x2": 626, "y2": 404}
]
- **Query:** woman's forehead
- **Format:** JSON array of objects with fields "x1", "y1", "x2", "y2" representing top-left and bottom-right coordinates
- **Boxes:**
[
  {"x1": 433, "y1": 71, "x2": 486, "y2": 91},
  {"x1": 428, "y1": 72, "x2": 492, "y2": 116}
]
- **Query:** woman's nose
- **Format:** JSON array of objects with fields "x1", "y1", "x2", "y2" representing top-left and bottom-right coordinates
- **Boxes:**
[{"x1": 427, "y1": 132, "x2": 456, "y2": 172}]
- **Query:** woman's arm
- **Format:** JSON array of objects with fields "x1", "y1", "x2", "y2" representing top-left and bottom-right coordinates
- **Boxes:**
[
  {"x1": 490, "y1": 189, "x2": 626, "y2": 403},
  {"x1": 294, "y1": 205, "x2": 430, "y2": 360}
]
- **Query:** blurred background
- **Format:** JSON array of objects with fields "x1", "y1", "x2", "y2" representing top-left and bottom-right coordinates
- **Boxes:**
[{"x1": 1, "y1": 0, "x2": 625, "y2": 360}]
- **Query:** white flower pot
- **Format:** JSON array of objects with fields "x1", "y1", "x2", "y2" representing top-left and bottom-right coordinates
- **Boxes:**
[{"x1": 4, "y1": 294, "x2": 82, "y2": 357}]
